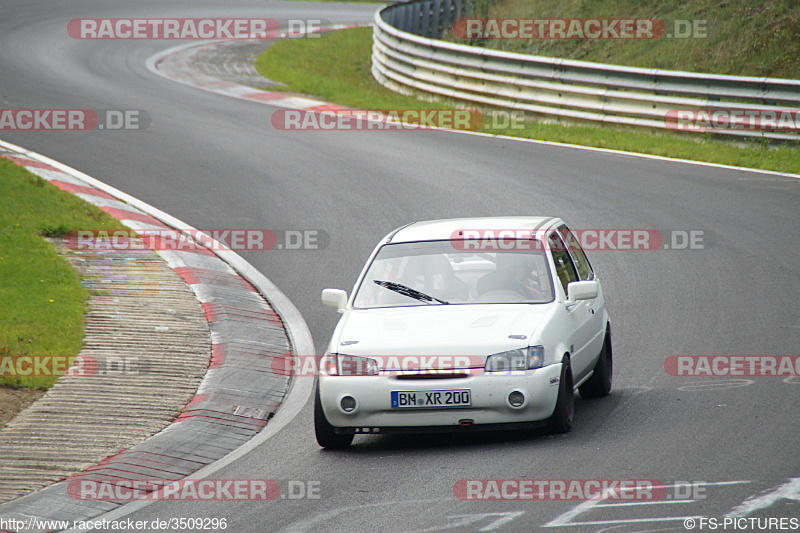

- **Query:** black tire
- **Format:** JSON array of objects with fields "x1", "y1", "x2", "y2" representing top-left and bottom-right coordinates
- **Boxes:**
[
  {"x1": 314, "y1": 386, "x2": 354, "y2": 449},
  {"x1": 579, "y1": 326, "x2": 613, "y2": 398},
  {"x1": 546, "y1": 356, "x2": 574, "y2": 434}
]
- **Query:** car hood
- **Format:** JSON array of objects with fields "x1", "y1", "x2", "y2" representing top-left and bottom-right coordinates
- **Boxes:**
[{"x1": 331, "y1": 304, "x2": 553, "y2": 364}]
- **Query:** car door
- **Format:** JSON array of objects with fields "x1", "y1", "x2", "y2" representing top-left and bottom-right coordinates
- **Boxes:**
[
  {"x1": 558, "y1": 225, "x2": 605, "y2": 363},
  {"x1": 547, "y1": 230, "x2": 595, "y2": 384}
]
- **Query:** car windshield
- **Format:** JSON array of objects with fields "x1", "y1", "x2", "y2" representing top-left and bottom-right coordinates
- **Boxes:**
[{"x1": 352, "y1": 240, "x2": 555, "y2": 308}]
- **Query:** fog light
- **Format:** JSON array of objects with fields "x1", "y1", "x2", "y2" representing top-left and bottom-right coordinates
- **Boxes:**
[
  {"x1": 508, "y1": 390, "x2": 525, "y2": 407},
  {"x1": 340, "y1": 396, "x2": 357, "y2": 412}
]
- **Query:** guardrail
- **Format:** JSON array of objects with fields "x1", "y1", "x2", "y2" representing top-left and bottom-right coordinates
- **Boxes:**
[{"x1": 372, "y1": 0, "x2": 800, "y2": 140}]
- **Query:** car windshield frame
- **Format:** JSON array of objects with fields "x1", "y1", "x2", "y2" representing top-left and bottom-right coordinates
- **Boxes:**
[{"x1": 352, "y1": 239, "x2": 556, "y2": 309}]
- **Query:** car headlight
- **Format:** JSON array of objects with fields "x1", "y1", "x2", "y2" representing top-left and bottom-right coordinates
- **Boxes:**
[
  {"x1": 485, "y1": 346, "x2": 544, "y2": 372},
  {"x1": 321, "y1": 353, "x2": 380, "y2": 376}
]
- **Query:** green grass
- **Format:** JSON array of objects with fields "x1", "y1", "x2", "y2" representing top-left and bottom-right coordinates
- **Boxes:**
[
  {"x1": 447, "y1": 0, "x2": 800, "y2": 79},
  {"x1": 257, "y1": 29, "x2": 447, "y2": 111},
  {"x1": 255, "y1": 27, "x2": 800, "y2": 175},
  {"x1": 0, "y1": 158, "x2": 126, "y2": 389}
]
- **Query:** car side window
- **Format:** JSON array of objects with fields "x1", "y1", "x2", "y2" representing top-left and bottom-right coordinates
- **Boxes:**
[
  {"x1": 548, "y1": 232, "x2": 579, "y2": 295},
  {"x1": 558, "y1": 225, "x2": 594, "y2": 281}
]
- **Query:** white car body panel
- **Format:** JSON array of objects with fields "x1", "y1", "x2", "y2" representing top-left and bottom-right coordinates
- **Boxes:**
[
  {"x1": 320, "y1": 366, "x2": 563, "y2": 428},
  {"x1": 332, "y1": 305, "x2": 553, "y2": 358}
]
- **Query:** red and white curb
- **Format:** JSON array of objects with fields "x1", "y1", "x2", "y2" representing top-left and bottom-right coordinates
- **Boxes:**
[
  {"x1": 145, "y1": 24, "x2": 485, "y2": 133},
  {"x1": 145, "y1": 24, "x2": 366, "y2": 115},
  {"x1": 0, "y1": 139, "x2": 314, "y2": 526}
]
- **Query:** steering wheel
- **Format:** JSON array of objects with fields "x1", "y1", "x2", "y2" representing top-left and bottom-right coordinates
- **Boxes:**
[{"x1": 476, "y1": 290, "x2": 528, "y2": 303}]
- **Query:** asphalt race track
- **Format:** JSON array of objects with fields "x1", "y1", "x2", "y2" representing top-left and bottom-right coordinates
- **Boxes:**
[{"x1": 1, "y1": 1, "x2": 799, "y2": 531}]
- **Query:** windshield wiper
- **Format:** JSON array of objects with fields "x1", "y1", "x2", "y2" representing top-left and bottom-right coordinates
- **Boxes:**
[{"x1": 373, "y1": 280, "x2": 449, "y2": 305}]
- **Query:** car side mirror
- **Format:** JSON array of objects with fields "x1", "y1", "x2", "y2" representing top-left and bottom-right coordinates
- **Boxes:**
[
  {"x1": 322, "y1": 288, "x2": 348, "y2": 312},
  {"x1": 566, "y1": 280, "x2": 598, "y2": 306}
]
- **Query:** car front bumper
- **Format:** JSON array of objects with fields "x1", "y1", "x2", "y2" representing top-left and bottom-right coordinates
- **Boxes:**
[{"x1": 318, "y1": 363, "x2": 563, "y2": 430}]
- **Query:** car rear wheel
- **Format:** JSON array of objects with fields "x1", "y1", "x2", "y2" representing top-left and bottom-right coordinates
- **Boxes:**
[
  {"x1": 579, "y1": 326, "x2": 613, "y2": 398},
  {"x1": 546, "y1": 356, "x2": 574, "y2": 433},
  {"x1": 314, "y1": 386, "x2": 354, "y2": 449}
]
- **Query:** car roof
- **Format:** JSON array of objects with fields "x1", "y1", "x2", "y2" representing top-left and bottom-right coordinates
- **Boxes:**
[{"x1": 387, "y1": 216, "x2": 558, "y2": 244}]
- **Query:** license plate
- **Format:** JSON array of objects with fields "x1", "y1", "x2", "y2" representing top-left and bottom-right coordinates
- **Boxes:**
[{"x1": 391, "y1": 389, "x2": 471, "y2": 409}]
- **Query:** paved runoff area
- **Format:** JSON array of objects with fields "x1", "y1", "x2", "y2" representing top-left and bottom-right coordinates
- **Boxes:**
[{"x1": 0, "y1": 239, "x2": 211, "y2": 503}]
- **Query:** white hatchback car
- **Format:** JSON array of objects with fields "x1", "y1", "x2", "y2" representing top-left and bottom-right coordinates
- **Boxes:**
[{"x1": 316, "y1": 216, "x2": 611, "y2": 448}]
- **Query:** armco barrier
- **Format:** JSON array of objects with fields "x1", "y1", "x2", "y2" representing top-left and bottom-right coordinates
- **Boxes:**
[{"x1": 372, "y1": 0, "x2": 800, "y2": 140}]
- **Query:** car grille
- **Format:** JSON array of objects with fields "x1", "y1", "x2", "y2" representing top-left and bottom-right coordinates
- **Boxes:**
[{"x1": 393, "y1": 372, "x2": 472, "y2": 380}]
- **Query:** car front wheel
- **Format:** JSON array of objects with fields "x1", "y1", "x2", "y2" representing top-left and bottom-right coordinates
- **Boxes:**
[
  {"x1": 314, "y1": 386, "x2": 354, "y2": 449},
  {"x1": 546, "y1": 355, "x2": 574, "y2": 434}
]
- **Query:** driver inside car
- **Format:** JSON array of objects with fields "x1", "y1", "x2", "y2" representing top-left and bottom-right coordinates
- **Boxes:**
[{"x1": 477, "y1": 255, "x2": 547, "y2": 300}]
